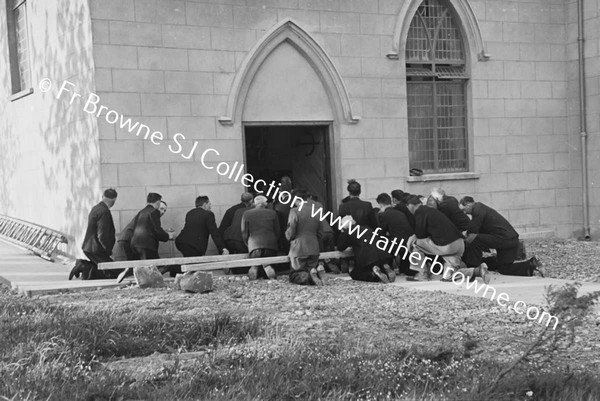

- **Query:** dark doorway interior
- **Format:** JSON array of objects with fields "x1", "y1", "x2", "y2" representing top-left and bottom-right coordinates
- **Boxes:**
[{"x1": 244, "y1": 125, "x2": 332, "y2": 211}]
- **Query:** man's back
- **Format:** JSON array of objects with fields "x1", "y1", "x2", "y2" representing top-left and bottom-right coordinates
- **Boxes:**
[
  {"x1": 286, "y1": 200, "x2": 322, "y2": 257},
  {"x1": 438, "y1": 196, "x2": 470, "y2": 231},
  {"x1": 338, "y1": 197, "x2": 375, "y2": 228},
  {"x1": 82, "y1": 202, "x2": 115, "y2": 257},
  {"x1": 414, "y1": 206, "x2": 462, "y2": 246},
  {"x1": 379, "y1": 207, "x2": 414, "y2": 241},
  {"x1": 131, "y1": 205, "x2": 169, "y2": 251},
  {"x1": 224, "y1": 206, "x2": 252, "y2": 243},
  {"x1": 219, "y1": 202, "x2": 246, "y2": 236},
  {"x1": 469, "y1": 203, "x2": 518, "y2": 240},
  {"x1": 242, "y1": 208, "x2": 280, "y2": 252},
  {"x1": 177, "y1": 207, "x2": 224, "y2": 254}
]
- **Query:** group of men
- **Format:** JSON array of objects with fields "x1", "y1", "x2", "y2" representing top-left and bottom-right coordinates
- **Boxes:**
[{"x1": 76, "y1": 177, "x2": 542, "y2": 287}]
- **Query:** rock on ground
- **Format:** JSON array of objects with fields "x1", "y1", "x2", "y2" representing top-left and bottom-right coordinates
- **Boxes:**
[
  {"x1": 134, "y1": 265, "x2": 165, "y2": 289},
  {"x1": 179, "y1": 272, "x2": 213, "y2": 293}
]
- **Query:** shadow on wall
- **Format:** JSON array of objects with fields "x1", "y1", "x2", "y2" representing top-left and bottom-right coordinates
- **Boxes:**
[
  {"x1": 29, "y1": 0, "x2": 100, "y2": 254},
  {"x1": 0, "y1": 113, "x2": 19, "y2": 215}
]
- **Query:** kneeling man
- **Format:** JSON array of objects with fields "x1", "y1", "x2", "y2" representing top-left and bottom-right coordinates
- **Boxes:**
[
  {"x1": 285, "y1": 189, "x2": 326, "y2": 286},
  {"x1": 336, "y1": 216, "x2": 395, "y2": 283},
  {"x1": 406, "y1": 196, "x2": 487, "y2": 282}
]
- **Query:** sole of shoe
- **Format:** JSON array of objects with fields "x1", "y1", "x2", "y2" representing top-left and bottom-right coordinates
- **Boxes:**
[
  {"x1": 480, "y1": 263, "x2": 490, "y2": 284},
  {"x1": 383, "y1": 264, "x2": 396, "y2": 283},
  {"x1": 248, "y1": 267, "x2": 258, "y2": 281},
  {"x1": 317, "y1": 266, "x2": 328, "y2": 285},
  {"x1": 116, "y1": 268, "x2": 131, "y2": 284},
  {"x1": 310, "y1": 269, "x2": 323, "y2": 286},
  {"x1": 264, "y1": 265, "x2": 276, "y2": 280},
  {"x1": 373, "y1": 266, "x2": 390, "y2": 284}
]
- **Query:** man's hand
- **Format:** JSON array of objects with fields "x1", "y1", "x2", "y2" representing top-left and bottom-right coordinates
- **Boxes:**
[
  {"x1": 222, "y1": 248, "x2": 230, "y2": 255},
  {"x1": 407, "y1": 234, "x2": 417, "y2": 250}
]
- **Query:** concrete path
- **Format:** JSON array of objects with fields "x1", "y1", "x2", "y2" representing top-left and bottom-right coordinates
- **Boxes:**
[
  {"x1": 1, "y1": 239, "x2": 600, "y2": 311},
  {"x1": 387, "y1": 273, "x2": 600, "y2": 311},
  {"x1": 0, "y1": 239, "x2": 135, "y2": 296}
]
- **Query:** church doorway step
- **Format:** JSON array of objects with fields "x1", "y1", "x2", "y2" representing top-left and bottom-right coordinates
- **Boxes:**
[{"x1": 244, "y1": 124, "x2": 333, "y2": 211}]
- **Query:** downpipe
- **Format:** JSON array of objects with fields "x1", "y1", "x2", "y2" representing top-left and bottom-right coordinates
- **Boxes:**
[{"x1": 577, "y1": 0, "x2": 591, "y2": 241}]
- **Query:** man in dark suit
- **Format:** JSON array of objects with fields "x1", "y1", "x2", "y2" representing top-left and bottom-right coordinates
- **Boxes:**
[
  {"x1": 82, "y1": 188, "x2": 118, "y2": 265},
  {"x1": 336, "y1": 216, "x2": 395, "y2": 283},
  {"x1": 75, "y1": 188, "x2": 120, "y2": 280},
  {"x1": 338, "y1": 179, "x2": 377, "y2": 229},
  {"x1": 241, "y1": 195, "x2": 280, "y2": 280},
  {"x1": 131, "y1": 193, "x2": 173, "y2": 260},
  {"x1": 285, "y1": 189, "x2": 325, "y2": 286},
  {"x1": 460, "y1": 196, "x2": 542, "y2": 277},
  {"x1": 376, "y1": 193, "x2": 415, "y2": 276},
  {"x1": 430, "y1": 188, "x2": 470, "y2": 232},
  {"x1": 176, "y1": 196, "x2": 229, "y2": 257},
  {"x1": 219, "y1": 192, "x2": 254, "y2": 239}
]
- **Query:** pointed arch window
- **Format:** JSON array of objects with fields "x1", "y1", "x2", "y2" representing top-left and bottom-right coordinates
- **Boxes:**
[{"x1": 406, "y1": 0, "x2": 468, "y2": 174}]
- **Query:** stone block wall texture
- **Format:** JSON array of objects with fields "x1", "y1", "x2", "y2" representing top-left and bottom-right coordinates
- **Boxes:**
[
  {"x1": 0, "y1": 0, "x2": 100, "y2": 256},
  {"x1": 2, "y1": 0, "x2": 598, "y2": 257},
  {"x1": 87, "y1": 0, "x2": 600, "y2": 250}
]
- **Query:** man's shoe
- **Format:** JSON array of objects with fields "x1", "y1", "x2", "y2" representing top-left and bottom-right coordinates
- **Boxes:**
[
  {"x1": 264, "y1": 265, "x2": 277, "y2": 280},
  {"x1": 326, "y1": 260, "x2": 341, "y2": 274},
  {"x1": 407, "y1": 271, "x2": 427, "y2": 281},
  {"x1": 372, "y1": 266, "x2": 390, "y2": 284},
  {"x1": 383, "y1": 264, "x2": 396, "y2": 283},
  {"x1": 529, "y1": 256, "x2": 544, "y2": 277},
  {"x1": 316, "y1": 264, "x2": 328, "y2": 285},
  {"x1": 478, "y1": 263, "x2": 490, "y2": 284},
  {"x1": 116, "y1": 267, "x2": 131, "y2": 284},
  {"x1": 248, "y1": 266, "x2": 258, "y2": 280},
  {"x1": 310, "y1": 268, "x2": 323, "y2": 286}
]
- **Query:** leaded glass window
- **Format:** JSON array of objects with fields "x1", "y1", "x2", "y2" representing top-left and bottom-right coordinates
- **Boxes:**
[
  {"x1": 6, "y1": 0, "x2": 31, "y2": 95},
  {"x1": 406, "y1": 0, "x2": 468, "y2": 174}
]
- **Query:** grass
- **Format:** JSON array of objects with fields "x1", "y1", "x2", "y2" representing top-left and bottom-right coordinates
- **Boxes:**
[{"x1": 0, "y1": 285, "x2": 599, "y2": 401}]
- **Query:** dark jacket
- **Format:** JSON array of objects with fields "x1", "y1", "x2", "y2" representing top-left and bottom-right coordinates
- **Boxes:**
[
  {"x1": 337, "y1": 226, "x2": 392, "y2": 271},
  {"x1": 241, "y1": 207, "x2": 280, "y2": 252},
  {"x1": 394, "y1": 203, "x2": 416, "y2": 229},
  {"x1": 338, "y1": 197, "x2": 376, "y2": 229},
  {"x1": 219, "y1": 202, "x2": 248, "y2": 237},
  {"x1": 437, "y1": 196, "x2": 470, "y2": 231},
  {"x1": 176, "y1": 207, "x2": 226, "y2": 255},
  {"x1": 378, "y1": 207, "x2": 414, "y2": 242},
  {"x1": 131, "y1": 205, "x2": 170, "y2": 251},
  {"x1": 468, "y1": 203, "x2": 519, "y2": 240},
  {"x1": 117, "y1": 218, "x2": 136, "y2": 243},
  {"x1": 413, "y1": 205, "x2": 462, "y2": 246},
  {"x1": 223, "y1": 206, "x2": 252, "y2": 243},
  {"x1": 286, "y1": 200, "x2": 323, "y2": 258},
  {"x1": 82, "y1": 201, "x2": 115, "y2": 258}
]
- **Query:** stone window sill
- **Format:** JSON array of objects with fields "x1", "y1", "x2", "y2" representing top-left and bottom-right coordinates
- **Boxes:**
[
  {"x1": 405, "y1": 172, "x2": 480, "y2": 183},
  {"x1": 9, "y1": 87, "x2": 33, "y2": 102}
]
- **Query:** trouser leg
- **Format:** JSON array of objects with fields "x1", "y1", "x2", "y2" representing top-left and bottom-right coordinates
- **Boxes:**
[{"x1": 497, "y1": 260, "x2": 533, "y2": 276}]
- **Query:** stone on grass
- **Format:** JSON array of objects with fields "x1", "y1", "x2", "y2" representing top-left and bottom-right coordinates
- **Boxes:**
[
  {"x1": 179, "y1": 271, "x2": 213, "y2": 293},
  {"x1": 134, "y1": 265, "x2": 165, "y2": 289}
]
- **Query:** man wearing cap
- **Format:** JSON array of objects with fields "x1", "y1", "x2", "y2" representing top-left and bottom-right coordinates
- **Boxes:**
[
  {"x1": 241, "y1": 195, "x2": 280, "y2": 280},
  {"x1": 286, "y1": 189, "x2": 326, "y2": 286},
  {"x1": 82, "y1": 188, "x2": 118, "y2": 266}
]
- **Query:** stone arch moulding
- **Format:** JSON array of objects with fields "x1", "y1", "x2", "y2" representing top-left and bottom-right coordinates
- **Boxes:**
[
  {"x1": 387, "y1": 0, "x2": 490, "y2": 62},
  {"x1": 218, "y1": 18, "x2": 360, "y2": 126}
]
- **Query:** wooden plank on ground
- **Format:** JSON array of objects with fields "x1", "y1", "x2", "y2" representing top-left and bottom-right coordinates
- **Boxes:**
[
  {"x1": 98, "y1": 253, "x2": 250, "y2": 270},
  {"x1": 182, "y1": 250, "x2": 354, "y2": 272}
]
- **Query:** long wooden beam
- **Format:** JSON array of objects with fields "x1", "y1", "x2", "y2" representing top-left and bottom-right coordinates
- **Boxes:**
[
  {"x1": 98, "y1": 253, "x2": 250, "y2": 270},
  {"x1": 182, "y1": 250, "x2": 353, "y2": 272}
]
